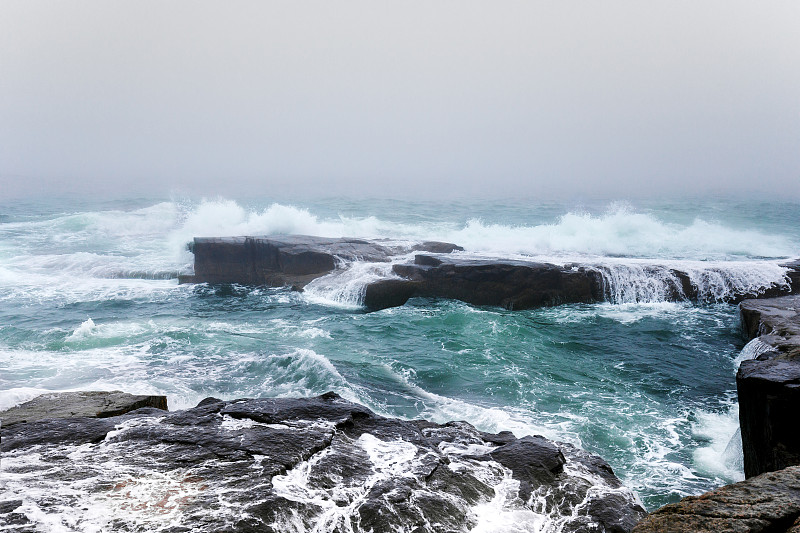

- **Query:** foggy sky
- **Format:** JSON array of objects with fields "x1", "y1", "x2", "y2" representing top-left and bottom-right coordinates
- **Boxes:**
[{"x1": 1, "y1": 1, "x2": 799, "y2": 200}]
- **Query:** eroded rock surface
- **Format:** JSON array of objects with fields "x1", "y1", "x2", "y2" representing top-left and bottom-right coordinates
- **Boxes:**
[
  {"x1": 1, "y1": 392, "x2": 645, "y2": 532},
  {"x1": 633, "y1": 465, "x2": 800, "y2": 533}
]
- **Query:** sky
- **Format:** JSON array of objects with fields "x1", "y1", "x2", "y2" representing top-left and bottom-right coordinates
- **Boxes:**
[{"x1": 1, "y1": 1, "x2": 799, "y2": 200}]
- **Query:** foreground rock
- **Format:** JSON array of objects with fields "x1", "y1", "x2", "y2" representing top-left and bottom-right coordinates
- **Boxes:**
[
  {"x1": 738, "y1": 295, "x2": 800, "y2": 478},
  {"x1": 0, "y1": 390, "x2": 167, "y2": 427},
  {"x1": 633, "y1": 465, "x2": 800, "y2": 533},
  {"x1": 1, "y1": 392, "x2": 645, "y2": 532}
]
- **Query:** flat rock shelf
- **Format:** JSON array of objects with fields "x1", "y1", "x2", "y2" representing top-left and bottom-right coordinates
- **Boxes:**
[{"x1": 178, "y1": 235, "x2": 800, "y2": 311}]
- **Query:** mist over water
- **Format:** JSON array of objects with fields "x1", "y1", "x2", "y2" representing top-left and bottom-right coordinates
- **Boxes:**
[{"x1": 1, "y1": 195, "x2": 799, "y2": 517}]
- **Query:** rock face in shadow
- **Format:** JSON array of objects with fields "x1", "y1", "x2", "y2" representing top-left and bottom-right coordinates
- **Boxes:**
[
  {"x1": 0, "y1": 391, "x2": 168, "y2": 427},
  {"x1": 179, "y1": 236, "x2": 396, "y2": 287},
  {"x1": 389, "y1": 257, "x2": 603, "y2": 310},
  {"x1": 633, "y1": 465, "x2": 800, "y2": 533},
  {"x1": 738, "y1": 295, "x2": 800, "y2": 478},
  {"x1": 1, "y1": 392, "x2": 645, "y2": 532}
]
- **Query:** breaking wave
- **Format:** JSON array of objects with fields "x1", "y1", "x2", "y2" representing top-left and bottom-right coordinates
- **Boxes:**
[{"x1": 170, "y1": 199, "x2": 797, "y2": 260}]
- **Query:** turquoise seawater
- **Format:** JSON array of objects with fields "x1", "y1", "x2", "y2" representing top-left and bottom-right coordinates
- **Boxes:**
[{"x1": 1, "y1": 195, "x2": 799, "y2": 510}]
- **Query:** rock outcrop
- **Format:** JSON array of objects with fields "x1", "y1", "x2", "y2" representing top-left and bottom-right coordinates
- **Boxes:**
[
  {"x1": 178, "y1": 236, "x2": 396, "y2": 287},
  {"x1": 738, "y1": 295, "x2": 800, "y2": 478},
  {"x1": 0, "y1": 390, "x2": 167, "y2": 427},
  {"x1": 178, "y1": 236, "x2": 463, "y2": 288},
  {"x1": 633, "y1": 465, "x2": 800, "y2": 533},
  {"x1": 1, "y1": 392, "x2": 645, "y2": 532},
  {"x1": 179, "y1": 235, "x2": 800, "y2": 312}
]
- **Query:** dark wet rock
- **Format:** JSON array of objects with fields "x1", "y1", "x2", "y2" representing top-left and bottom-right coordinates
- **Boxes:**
[
  {"x1": 414, "y1": 254, "x2": 444, "y2": 266},
  {"x1": 739, "y1": 359, "x2": 800, "y2": 479},
  {"x1": 3, "y1": 415, "x2": 120, "y2": 452},
  {"x1": 0, "y1": 390, "x2": 168, "y2": 427},
  {"x1": 392, "y1": 259, "x2": 599, "y2": 310},
  {"x1": 480, "y1": 429, "x2": 518, "y2": 446},
  {"x1": 412, "y1": 241, "x2": 464, "y2": 254},
  {"x1": 633, "y1": 465, "x2": 800, "y2": 533},
  {"x1": 739, "y1": 295, "x2": 800, "y2": 355},
  {"x1": 738, "y1": 295, "x2": 800, "y2": 477},
  {"x1": 0, "y1": 500, "x2": 28, "y2": 527},
  {"x1": 0, "y1": 501, "x2": 22, "y2": 514},
  {"x1": 183, "y1": 236, "x2": 394, "y2": 287},
  {"x1": 362, "y1": 278, "x2": 421, "y2": 310},
  {"x1": 485, "y1": 435, "x2": 566, "y2": 500},
  {"x1": 181, "y1": 236, "x2": 463, "y2": 289},
  {"x1": 196, "y1": 396, "x2": 225, "y2": 407},
  {"x1": 2, "y1": 392, "x2": 644, "y2": 532}
]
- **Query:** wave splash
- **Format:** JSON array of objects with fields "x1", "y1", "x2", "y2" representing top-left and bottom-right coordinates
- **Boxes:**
[
  {"x1": 0, "y1": 198, "x2": 795, "y2": 307},
  {"x1": 591, "y1": 260, "x2": 790, "y2": 304},
  {"x1": 170, "y1": 199, "x2": 796, "y2": 260}
]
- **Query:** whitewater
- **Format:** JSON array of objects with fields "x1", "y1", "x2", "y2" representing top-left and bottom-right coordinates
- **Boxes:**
[{"x1": 1, "y1": 195, "x2": 799, "y2": 521}]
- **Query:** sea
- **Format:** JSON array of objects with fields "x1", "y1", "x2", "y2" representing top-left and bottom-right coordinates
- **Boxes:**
[{"x1": 1, "y1": 194, "x2": 799, "y2": 516}]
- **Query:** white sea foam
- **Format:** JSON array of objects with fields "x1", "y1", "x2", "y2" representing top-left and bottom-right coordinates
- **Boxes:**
[
  {"x1": 269, "y1": 319, "x2": 332, "y2": 339},
  {"x1": 303, "y1": 260, "x2": 401, "y2": 308},
  {"x1": 734, "y1": 337, "x2": 776, "y2": 365},
  {"x1": 380, "y1": 362, "x2": 557, "y2": 442},
  {"x1": 67, "y1": 317, "x2": 98, "y2": 340},
  {"x1": 0, "y1": 387, "x2": 49, "y2": 411},
  {"x1": 691, "y1": 404, "x2": 744, "y2": 483},
  {"x1": 270, "y1": 433, "x2": 424, "y2": 532},
  {"x1": 469, "y1": 466, "x2": 552, "y2": 533},
  {"x1": 1, "y1": 441, "x2": 218, "y2": 532},
  {"x1": 586, "y1": 258, "x2": 790, "y2": 304}
]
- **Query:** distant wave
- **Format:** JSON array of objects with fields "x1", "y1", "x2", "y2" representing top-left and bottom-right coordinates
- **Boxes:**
[
  {"x1": 0, "y1": 199, "x2": 796, "y2": 292},
  {"x1": 172, "y1": 199, "x2": 796, "y2": 261}
]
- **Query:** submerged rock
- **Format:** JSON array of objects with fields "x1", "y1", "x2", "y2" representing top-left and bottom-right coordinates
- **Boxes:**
[
  {"x1": 738, "y1": 295, "x2": 800, "y2": 478},
  {"x1": 1, "y1": 392, "x2": 645, "y2": 532},
  {"x1": 633, "y1": 465, "x2": 800, "y2": 533}
]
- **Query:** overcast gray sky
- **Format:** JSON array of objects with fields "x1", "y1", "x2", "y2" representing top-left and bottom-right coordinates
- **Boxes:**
[{"x1": 1, "y1": 1, "x2": 799, "y2": 200}]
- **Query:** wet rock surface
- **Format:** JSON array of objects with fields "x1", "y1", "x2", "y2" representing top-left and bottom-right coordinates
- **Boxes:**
[
  {"x1": 633, "y1": 465, "x2": 800, "y2": 533},
  {"x1": 0, "y1": 390, "x2": 168, "y2": 427},
  {"x1": 1, "y1": 392, "x2": 645, "y2": 532},
  {"x1": 738, "y1": 295, "x2": 800, "y2": 478},
  {"x1": 390, "y1": 258, "x2": 602, "y2": 310}
]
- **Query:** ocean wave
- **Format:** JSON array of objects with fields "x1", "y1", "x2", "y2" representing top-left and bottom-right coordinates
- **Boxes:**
[
  {"x1": 170, "y1": 199, "x2": 797, "y2": 260},
  {"x1": 0, "y1": 199, "x2": 796, "y2": 296}
]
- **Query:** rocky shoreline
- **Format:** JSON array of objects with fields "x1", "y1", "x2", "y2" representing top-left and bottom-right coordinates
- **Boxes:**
[{"x1": 1, "y1": 391, "x2": 644, "y2": 532}]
